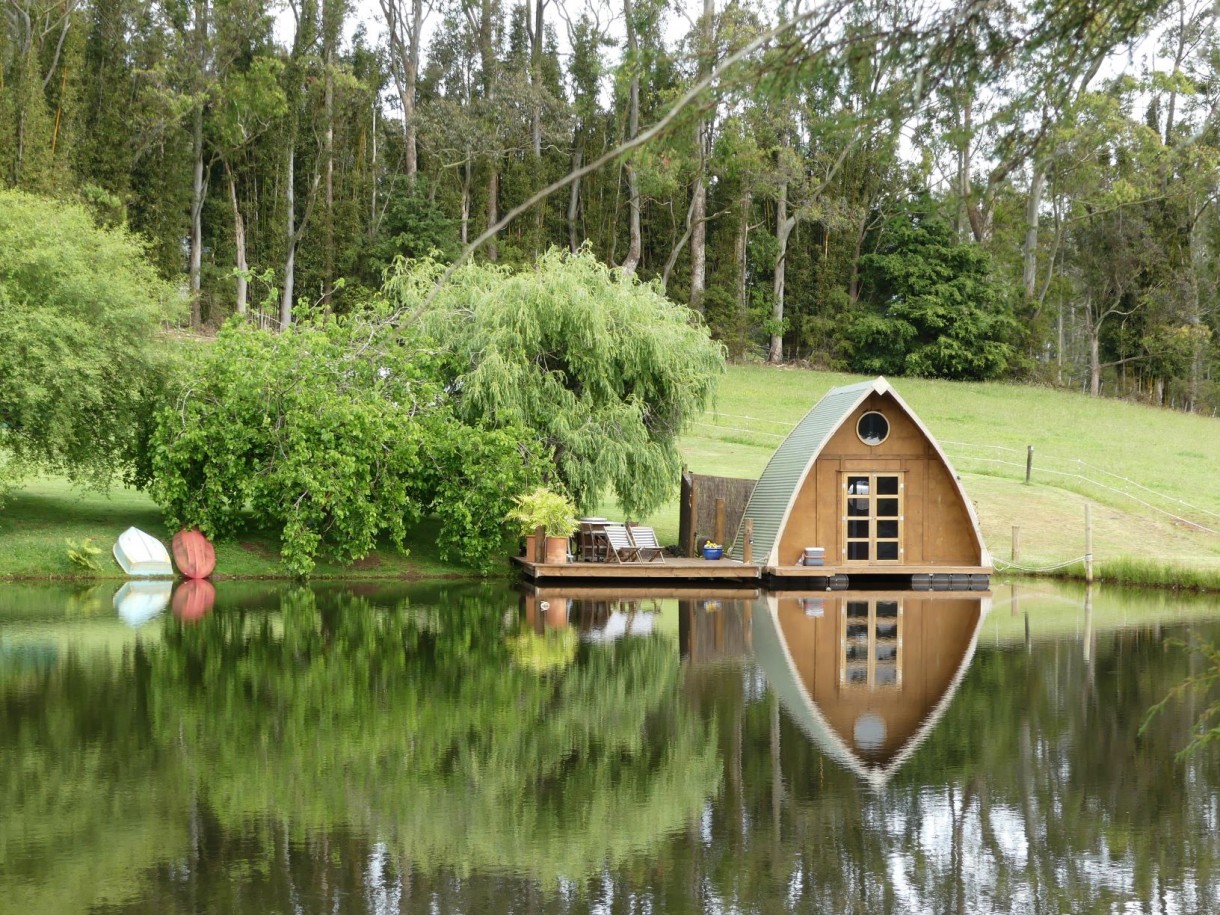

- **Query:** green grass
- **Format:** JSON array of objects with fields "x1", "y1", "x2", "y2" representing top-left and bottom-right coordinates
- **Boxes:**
[
  {"x1": 0, "y1": 477, "x2": 486, "y2": 581},
  {"x1": 611, "y1": 365, "x2": 1220, "y2": 583}
]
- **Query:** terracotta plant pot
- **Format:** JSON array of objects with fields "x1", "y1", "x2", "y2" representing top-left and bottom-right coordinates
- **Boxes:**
[
  {"x1": 544, "y1": 535, "x2": 569, "y2": 563},
  {"x1": 522, "y1": 535, "x2": 570, "y2": 563}
]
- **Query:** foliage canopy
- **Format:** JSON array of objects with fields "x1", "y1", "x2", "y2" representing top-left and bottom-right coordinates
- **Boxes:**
[
  {"x1": 0, "y1": 190, "x2": 178, "y2": 493},
  {"x1": 149, "y1": 314, "x2": 545, "y2": 574},
  {"x1": 847, "y1": 194, "x2": 1019, "y2": 381},
  {"x1": 392, "y1": 249, "x2": 726, "y2": 517}
]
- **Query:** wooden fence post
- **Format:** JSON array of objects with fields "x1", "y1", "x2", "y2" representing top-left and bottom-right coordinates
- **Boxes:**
[
  {"x1": 1084, "y1": 504, "x2": 1093, "y2": 584},
  {"x1": 534, "y1": 524, "x2": 546, "y2": 563},
  {"x1": 743, "y1": 518, "x2": 753, "y2": 565},
  {"x1": 687, "y1": 476, "x2": 699, "y2": 557},
  {"x1": 1025, "y1": 445, "x2": 1034, "y2": 484},
  {"x1": 714, "y1": 498, "x2": 726, "y2": 545}
]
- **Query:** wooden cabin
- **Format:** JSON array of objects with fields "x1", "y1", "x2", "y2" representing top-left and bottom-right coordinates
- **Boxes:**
[
  {"x1": 751, "y1": 591, "x2": 989, "y2": 788},
  {"x1": 730, "y1": 377, "x2": 991, "y2": 585}
]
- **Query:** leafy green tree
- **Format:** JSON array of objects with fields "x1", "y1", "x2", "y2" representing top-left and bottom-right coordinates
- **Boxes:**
[
  {"x1": 149, "y1": 310, "x2": 546, "y2": 572},
  {"x1": 392, "y1": 248, "x2": 726, "y2": 517},
  {"x1": 0, "y1": 189, "x2": 179, "y2": 494},
  {"x1": 847, "y1": 193, "x2": 1020, "y2": 380}
]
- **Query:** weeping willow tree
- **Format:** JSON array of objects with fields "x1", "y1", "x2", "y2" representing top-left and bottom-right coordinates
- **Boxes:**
[{"x1": 388, "y1": 248, "x2": 726, "y2": 516}]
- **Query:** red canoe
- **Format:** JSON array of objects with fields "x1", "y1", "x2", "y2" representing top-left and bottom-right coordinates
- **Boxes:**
[
  {"x1": 172, "y1": 528, "x2": 216, "y2": 579},
  {"x1": 172, "y1": 579, "x2": 216, "y2": 622}
]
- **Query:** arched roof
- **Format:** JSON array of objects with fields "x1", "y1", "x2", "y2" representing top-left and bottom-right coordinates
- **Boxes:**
[{"x1": 728, "y1": 377, "x2": 991, "y2": 567}]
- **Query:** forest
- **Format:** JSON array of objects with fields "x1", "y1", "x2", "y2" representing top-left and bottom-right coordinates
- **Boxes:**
[{"x1": 0, "y1": 0, "x2": 1217, "y2": 408}]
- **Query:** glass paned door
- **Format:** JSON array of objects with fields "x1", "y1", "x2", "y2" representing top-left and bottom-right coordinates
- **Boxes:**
[
  {"x1": 841, "y1": 600, "x2": 903, "y2": 688},
  {"x1": 842, "y1": 473, "x2": 903, "y2": 563}
]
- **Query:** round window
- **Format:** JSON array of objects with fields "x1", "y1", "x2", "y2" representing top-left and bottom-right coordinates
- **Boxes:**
[{"x1": 857, "y1": 412, "x2": 889, "y2": 446}]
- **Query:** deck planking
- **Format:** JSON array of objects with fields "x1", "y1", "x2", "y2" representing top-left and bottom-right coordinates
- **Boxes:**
[{"x1": 513, "y1": 555, "x2": 990, "y2": 587}]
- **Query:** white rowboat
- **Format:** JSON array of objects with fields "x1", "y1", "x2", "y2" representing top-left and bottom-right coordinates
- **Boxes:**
[{"x1": 113, "y1": 527, "x2": 174, "y2": 577}]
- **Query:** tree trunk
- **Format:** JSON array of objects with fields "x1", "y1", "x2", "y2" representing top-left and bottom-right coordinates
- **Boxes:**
[
  {"x1": 770, "y1": 182, "x2": 795, "y2": 364},
  {"x1": 486, "y1": 167, "x2": 499, "y2": 261},
  {"x1": 735, "y1": 189, "x2": 751, "y2": 350},
  {"x1": 227, "y1": 167, "x2": 248, "y2": 316},
  {"x1": 1088, "y1": 314, "x2": 1101, "y2": 397},
  {"x1": 188, "y1": 0, "x2": 208, "y2": 329},
  {"x1": 190, "y1": 103, "x2": 205, "y2": 329},
  {"x1": 688, "y1": 0, "x2": 714, "y2": 311},
  {"x1": 620, "y1": 0, "x2": 641, "y2": 275},
  {"x1": 530, "y1": 0, "x2": 545, "y2": 255},
  {"x1": 1022, "y1": 165, "x2": 1045, "y2": 301},
  {"x1": 405, "y1": 0, "x2": 421, "y2": 182},
  {"x1": 567, "y1": 142, "x2": 582, "y2": 252},
  {"x1": 689, "y1": 164, "x2": 706, "y2": 309},
  {"x1": 280, "y1": 145, "x2": 296, "y2": 328},
  {"x1": 460, "y1": 161, "x2": 471, "y2": 245},
  {"x1": 323, "y1": 44, "x2": 335, "y2": 306}
]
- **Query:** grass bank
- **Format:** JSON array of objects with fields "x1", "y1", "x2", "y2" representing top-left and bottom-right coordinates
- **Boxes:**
[
  {"x1": 5, "y1": 365, "x2": 1220, "y2": 584},
  {"x1": 0, "y1": 478, "x2": 481, "y2": 581}
]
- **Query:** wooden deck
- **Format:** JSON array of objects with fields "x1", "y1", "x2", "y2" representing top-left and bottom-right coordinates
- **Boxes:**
[
  {"x1": 514, "y1": 555, "x2": 990, "y2": 590},
  {"x1": 513, "y1": 555, "x2": 761, "y2": 582}
]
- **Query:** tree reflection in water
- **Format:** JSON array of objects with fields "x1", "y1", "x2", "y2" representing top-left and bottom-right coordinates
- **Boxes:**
[{"x1": 1, "y1": 583, "x2": 1219, "y2": 913}]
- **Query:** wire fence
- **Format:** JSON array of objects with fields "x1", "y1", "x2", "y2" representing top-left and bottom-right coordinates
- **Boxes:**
[{"x1": 940, "y1": 441, "x2": 1220, "y2": 535}]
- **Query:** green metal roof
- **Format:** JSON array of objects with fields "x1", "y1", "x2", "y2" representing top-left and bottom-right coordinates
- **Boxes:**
[{"x1": 729, "y1": 378, "x2": 878, "y2": 564}]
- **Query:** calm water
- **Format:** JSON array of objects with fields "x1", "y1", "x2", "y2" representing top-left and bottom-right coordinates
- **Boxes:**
[{"x1": 2, "y1": 579, "x2": 1219, "y2": 914}]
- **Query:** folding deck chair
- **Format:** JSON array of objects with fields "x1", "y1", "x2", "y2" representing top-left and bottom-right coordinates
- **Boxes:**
[
  {"x1": 602, "y1": 523, "x2": 641, "y2": 562},
  {"x1": 627, "y1": 525, "x2": 665, "y2": 562}
]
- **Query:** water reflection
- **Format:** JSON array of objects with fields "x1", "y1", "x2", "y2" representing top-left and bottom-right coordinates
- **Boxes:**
[
  {"x1": 754, "y1": 592, "x2": 987, "y2": 788},
  {"x1": 1, "y1": 580, "x2": 1219, "y2": 913}
]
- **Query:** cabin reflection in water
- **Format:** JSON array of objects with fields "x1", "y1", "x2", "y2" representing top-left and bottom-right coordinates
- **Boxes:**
[
  {"x1": 675, "y1": 591, "x2": 987, "y2": 785},
  {"x1": 752, "y1": 591, "x2": 988, "y2": 787},
  {"x1": 523, "y1": 587, "x2": 987, "y2": 787}
]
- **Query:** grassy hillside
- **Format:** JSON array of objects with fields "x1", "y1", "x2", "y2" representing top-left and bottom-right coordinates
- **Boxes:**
[{"x1": 614, "y1": 365, "x2": 1220, "y2": 579}]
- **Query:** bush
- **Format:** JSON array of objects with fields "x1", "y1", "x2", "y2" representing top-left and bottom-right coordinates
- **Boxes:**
[{"x1": 150, "y1": 311, "x2": 545, "y2": 574}]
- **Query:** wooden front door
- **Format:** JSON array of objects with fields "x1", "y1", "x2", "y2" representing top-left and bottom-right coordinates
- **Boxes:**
[{"x1": 842, "y1": 473, "x2": 904, "y2": 564}]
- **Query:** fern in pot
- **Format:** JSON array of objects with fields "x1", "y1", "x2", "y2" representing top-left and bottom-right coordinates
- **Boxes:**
[{"x1": 507, "y1": 487, "x2": 580, "y2": 563}]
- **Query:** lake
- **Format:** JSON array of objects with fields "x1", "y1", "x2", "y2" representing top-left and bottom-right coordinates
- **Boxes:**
[{"x1": 2, "y1": 579, "x2": 1218, "y2": 913}]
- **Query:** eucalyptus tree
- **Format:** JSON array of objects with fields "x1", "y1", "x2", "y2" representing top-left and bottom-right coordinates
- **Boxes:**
[
  {"x1": 378, "y1": 0, "x2": 430, "y2": 184},
  {"x1": 556, "y1": 1, "x2": 612, "y2": 252},
  {"x1": 0, "y1": 0, "x2": 82, "y2": 194},
  {"x1": 278, "y1": 0, "x2": 324, "y2": 327},
  {"x1": 687, "y1": 0, "x2": 714, "y2": 312}
]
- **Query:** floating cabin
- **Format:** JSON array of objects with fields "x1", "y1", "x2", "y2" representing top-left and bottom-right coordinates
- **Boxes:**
[
  {"x1": 750, "y1": 591, "x2": 989, "y2": 789},
  {"x1": 732, "y1": 376, "x2": 991, "y2": 589}
]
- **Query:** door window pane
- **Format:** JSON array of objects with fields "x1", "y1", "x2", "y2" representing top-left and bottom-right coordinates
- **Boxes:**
[
  {"x1": 848, "y1": 520, "x2": 870, "y2": 538},
  {"x1": 877, "y1": 542, "x2": 899, "y2": 560},
  {"x1": 877, "y1": 498, "x2": 899, "y2": 517},
  {"x1": 877, "y1": 476, "x2": 899, "y2": 495},
  {"x1": 847, "y1": 541, "x2": 870, "y2": 560},
  {"x1": 877, "y1": 520, "x2": 898, "y2": 539}
]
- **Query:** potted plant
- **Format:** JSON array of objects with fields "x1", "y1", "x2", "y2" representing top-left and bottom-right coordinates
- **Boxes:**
[
  {"x1": 507, "y1": 487, "x2": 580, "y2": 563},
  {"x1": 702, "y1": 541, "x2": 724, "y2": 561}
]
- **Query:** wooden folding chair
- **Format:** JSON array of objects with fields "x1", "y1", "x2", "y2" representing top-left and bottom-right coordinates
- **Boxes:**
[
  {"x1": 602, "y1": 522, "x2": 641, "y2": 562},
  {"x1": 628, "y1": 525, "x2": 665, "y2": 562}
]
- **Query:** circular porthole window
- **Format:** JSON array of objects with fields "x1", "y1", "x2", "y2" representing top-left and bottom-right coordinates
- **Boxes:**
[{"x1": 857, "y1": 412, "x2": 889, "y2": 446}]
